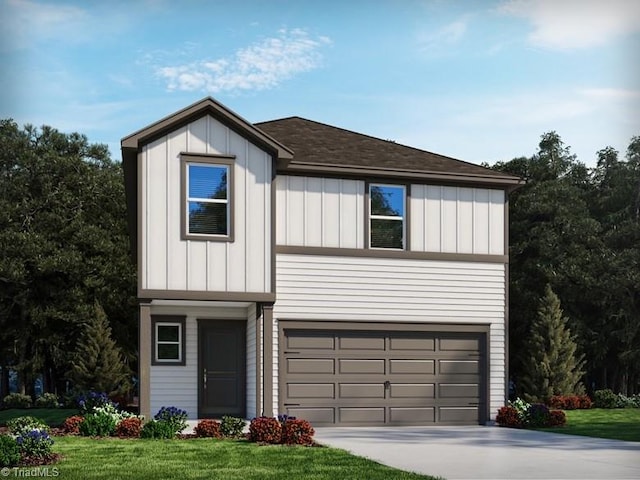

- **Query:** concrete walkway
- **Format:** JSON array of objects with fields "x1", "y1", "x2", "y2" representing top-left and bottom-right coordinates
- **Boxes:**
[{"x1": 313, "y1": 426, "x2": 640, "y2": 479}]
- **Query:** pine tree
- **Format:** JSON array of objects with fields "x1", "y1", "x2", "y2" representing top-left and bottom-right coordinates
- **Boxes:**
[
  {"x1": 68, "y1": 302, "x2": 131, "y2": 394},
  {"x1": 520, "y1": 285, "x2": 585, "y2": 402}
]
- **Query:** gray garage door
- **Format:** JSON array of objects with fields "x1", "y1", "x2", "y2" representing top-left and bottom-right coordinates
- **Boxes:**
[{"x1": 281, "y1": 328, "x2": 485, "y2": 426}]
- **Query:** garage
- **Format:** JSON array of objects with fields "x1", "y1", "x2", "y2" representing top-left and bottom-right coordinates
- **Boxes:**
[{"x1": 279, "y1": 322, "x2": 488, "y2": 426}]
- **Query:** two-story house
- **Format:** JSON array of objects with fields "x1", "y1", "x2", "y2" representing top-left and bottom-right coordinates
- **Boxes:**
[{"x1": 121, "y1": 97, "x2": 522, "y2": 426}]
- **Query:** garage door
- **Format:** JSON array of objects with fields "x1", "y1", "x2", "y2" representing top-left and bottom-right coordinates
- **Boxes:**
[{"x1": 281, "y1": 327, "x2": 485, "y2": 426}]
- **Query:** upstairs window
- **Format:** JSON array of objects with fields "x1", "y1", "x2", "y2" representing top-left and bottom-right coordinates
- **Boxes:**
[
  {"x1": 181, "y1": 155, "x2": 234, "y2": 241},
  {"x1": 369, "y1": 184, "x2": 405, "y2": 249}
]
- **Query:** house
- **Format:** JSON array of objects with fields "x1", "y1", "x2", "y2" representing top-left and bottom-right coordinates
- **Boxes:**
[{"x1": 121, "y1": 97, "x2": 523, "y2": 426}]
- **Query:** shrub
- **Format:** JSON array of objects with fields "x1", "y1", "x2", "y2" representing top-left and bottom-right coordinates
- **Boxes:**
[
  {"x1": 154, "y1": 406, "x2": 188, "y2": 435},
  {"x1": 0, "y1": 435, "x2": 20, "y2": 467},
  {"x1": 115, "y1": 417, "x2": 142, "y2": 438},
  {"x1": 77, "y1": 390, "x2": 112, "y2": 414},
  {"x1": 79, "y1": 413, "x2": 117, "y2": 437},
  {"x1": 615, "y1": 393, "x2": 640, "y2": 409},
  {"x1": 548, "y1": 410, "x2": 567, "y2": 427},
  {"x1": 34, "y1": 393, "x2": 59, "y2": 409},
  {"x1": 62, "y1": 416, "x2": 84, "y2": 435},
  {"x1": 15, "y1": 429, "x2": 54, "y2": 459},
  {"x1": 2, "y1": 393, "x2": 32, "y2": 409},
  {"x1": 194, "y1": 419, "x2": 221, "y2": 438},
  {"x1": 593, "y1": 389, "x2": 617, "y2": 409},
  {"x1": 281, "y1": 419, "x2": 315, "y2": 446},
  {"x1": 496, "y1": 406, "x2": 521, "y2": 428},
  {"x1": 527, "y1": 403, "x2": 551, "y2": 428},
  {"x1": 220, "y1": 416, "x2": 245, "y2": 438},
  {"x1": 548, "y1": 395, "x2": 591, "y2": 410},
  {"x1": 140, "y1": 420, "x2": 176, "y2": 439},
  {"x1": 509, "y1": 397, "x2": 530, "y2": 420},
  {"x1": 248, "y1": 417, "x2": 282, "y2": 444},
  {"x1": 7, "y1": 416, "x2": 48, "y2": 436}
]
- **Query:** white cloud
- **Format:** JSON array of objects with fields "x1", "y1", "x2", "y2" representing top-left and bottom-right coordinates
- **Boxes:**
[
  {"x1": 498, "y1": 0, "x2": 640, "y2": 50},
  {"x1": 0, "y1": 0, "x2": 89, "y2": 50},
  {"x1": 417, "y1": 17, "x2": 469, "y2": 53},
  {"x1": 579, "y1": 88, "x2": 640, "y2": 100},
  {"x1": 155, "y1": 29, "x2": 331, "y2": 93}
]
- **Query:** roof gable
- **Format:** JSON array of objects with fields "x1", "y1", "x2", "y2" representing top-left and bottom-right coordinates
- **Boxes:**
[{"x1": 256, "y1": 116, "x2": 522, "y2": 188}]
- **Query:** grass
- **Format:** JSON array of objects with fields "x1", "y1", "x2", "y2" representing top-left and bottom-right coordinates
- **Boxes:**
[
  {"x1": 44, "y1": 437, "x2": 438, "y2": 480},
  {"x1": 0, "y1": 408, "x2": 78, "y2": 427},
  {"x1": 538, "y1": 408, "x2": 640, "y2": 442}
]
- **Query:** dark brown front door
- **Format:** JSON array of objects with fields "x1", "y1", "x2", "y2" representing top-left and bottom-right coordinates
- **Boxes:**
[{"x1": 199, "y1": 320, "x2": 246, "y2": 418}]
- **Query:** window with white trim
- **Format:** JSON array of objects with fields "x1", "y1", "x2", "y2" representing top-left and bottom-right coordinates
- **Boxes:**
[
  {"x1": 369, "y1": 184, "x2": 405, "y2": 249},
  {"x1": 152, "y1": 316, "x2": 186, "y2": 365}
]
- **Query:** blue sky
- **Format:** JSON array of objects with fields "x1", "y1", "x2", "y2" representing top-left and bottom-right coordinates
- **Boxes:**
[{"x1": 1, "y1": 0, "x2": 638, "y2": 167}]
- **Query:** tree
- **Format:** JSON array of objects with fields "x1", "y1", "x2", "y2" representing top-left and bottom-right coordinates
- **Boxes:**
[
  {"x1": 0, "y1": 120, "x2": 136, "y2": 396},
  {"x1": 68, "y1": 302, "x2": 131, "y2": 395},
  {"x1": 520, "y1": 285, "x2": 585, "y2": 402}
]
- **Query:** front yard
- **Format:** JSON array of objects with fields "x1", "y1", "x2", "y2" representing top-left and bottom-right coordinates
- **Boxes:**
[
  {"x1": 538, "y1": 408, "x2": 640, "y2": 442},
  {"x1": 49, "y1": 436, "x2": 436, "y2": 480}
]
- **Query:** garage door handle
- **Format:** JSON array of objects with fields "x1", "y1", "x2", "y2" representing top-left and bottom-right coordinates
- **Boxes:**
[
  {"x1": 284, "y1": 351, "x2": 300, "y2": 354},
  {"x1": 284, "y1": 403, "x2": 300, "y2": 406}
]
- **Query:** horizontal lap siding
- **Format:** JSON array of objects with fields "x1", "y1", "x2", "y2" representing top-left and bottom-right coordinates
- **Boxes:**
[
  {"x1": 274, "y1": 254, "x2": 506, "y2": 419},
  {"x1": 142, "y1": 115, "x2": 271, "y2": 293}
]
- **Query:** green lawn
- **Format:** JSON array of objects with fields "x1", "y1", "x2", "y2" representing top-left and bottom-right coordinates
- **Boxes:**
[
  {"x1": 44, "y1": 437, "x2": 438, "y2": 480},
  {"x1": 538, "y1": 408, "x2": 640, "y2": 442},
  {"x1": 0, "y1": 408, "x2": 78, "y2": 427}
]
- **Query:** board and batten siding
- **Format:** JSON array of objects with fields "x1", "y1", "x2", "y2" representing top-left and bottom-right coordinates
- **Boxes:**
[
  {"x1": 276, "y1": 175, "x2": 505, "y2": 255},
  {"x1": 274, "y1": 254, "x2": 506, "y2": 419},
  {"x1": 141, "y1": 114, "x2": 272, "y2": 293},
  {"x1": 410, "y1": 185, "x2": 505, "y2": 255},
  {"x1": 148, "y1": 304, "x2": 252, "y2": 419},
  {"x1": 276, "y1": 175, "x2": 365, "y2": 248}
]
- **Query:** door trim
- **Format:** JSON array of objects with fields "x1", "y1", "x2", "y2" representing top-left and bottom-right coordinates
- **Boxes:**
[{"x1": 197, "y1": 319, "x2": 246, "y2": 419}]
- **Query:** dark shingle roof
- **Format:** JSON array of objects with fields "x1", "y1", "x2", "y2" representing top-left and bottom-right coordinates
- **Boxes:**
[{"x1": 256, "y1": 116, "x2": 521, "y2": 186}]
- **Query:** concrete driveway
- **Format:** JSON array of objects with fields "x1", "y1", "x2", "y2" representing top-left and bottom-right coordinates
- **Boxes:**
[{"x1": 314, "y1": 426, "x2": 640, "y2": 479}]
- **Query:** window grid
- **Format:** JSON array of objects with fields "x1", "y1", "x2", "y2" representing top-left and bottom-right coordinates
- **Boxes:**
[{"x1": 155, "y1": 323, "x2": 182, "y2": 363}]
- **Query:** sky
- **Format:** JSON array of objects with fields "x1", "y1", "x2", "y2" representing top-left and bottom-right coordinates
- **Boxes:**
[{"x1": 1, "y1": 0, "x2": 639, "y2": 168}]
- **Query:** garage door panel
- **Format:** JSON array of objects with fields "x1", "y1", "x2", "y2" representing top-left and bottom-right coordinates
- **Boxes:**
[
  {"x1": 287, "y1": 383, "x2": 335, "y2": 399},
  {"x1": 439, "y1": 407, "x2": 479, "y2": 423},
  {"x1": 286, "y1": 407, "x2": 335, "y2": 424},
  {"x1": 390, "y1": 407, "x2": 435, "y2": 423},
  {"x1": 390, "y1": 359, "x2": 435, "y2": 374},
  {"x1": 339, "y1": 359, "x2": 385, "y2": 374},
  {"x1": 390, "y1": 383, "x2": 435, "y2": 398},
  {"x1": 340, "y1": 407, "x2": 385, "y2": 423},
  {"x1": 439, "y1": 360, "x2": 479, "y2": 374},
  {"x1": 339, "y1": 336, "x2": 385, "y2": 350},
  {"x1": 439, "y1": 383, "x2": 479, "y2": 398},
  {"x1": 287, "y1": 332, "x2": 335, "y2": 350},
  {"x1": 339, "y1": 383, "x2": 385, "y2": 398},
  {"x1": 288, "y1": 358, "x2": 334, "y2": 374},
  {"x1": 390, "y1": 337, "x2": 435, "y2": 351},
  {"x1": 440, "y1": 338, "x2": 480, "y2": 351}
]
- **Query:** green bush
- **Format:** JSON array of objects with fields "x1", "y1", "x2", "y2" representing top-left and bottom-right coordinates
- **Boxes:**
[
  {"x1": 220, "y1": 416, "x2": 245, "y2": 438},
  {"x1": 594, "y1": 389, "x2": 617, "y2": 408},
  {"x1": 34, "y1": 393, "x2": 59, "y2": 408},
  {"x1": 140, "y1": 420, "x2": 176, "y2": 439},
  {"x1": 0, "y1": 435, "x2": 20, "y2": 467},
  {"x1": 615, "y1": 393, "x2": 640, "y2": 408},
  {"x1": 15, "y1": 429, "x2": 54, "y2": 459},
  {"x1": 2, "y1": 393, "x2": 32, "y2": 409},
  {"x1": 153, "y1": 407, "x2": 188, "y2": 435},
  {"x1": 79, "y1": 413, "x2": 117, "y2": 437},
  {"x1": 7, "y1": 416, "x2": 48, "y2": 436}
]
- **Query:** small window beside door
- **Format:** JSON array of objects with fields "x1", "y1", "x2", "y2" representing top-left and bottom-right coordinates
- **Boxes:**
[{"x1": 152, "y1": 316, "x2": 186, "y2": 365}]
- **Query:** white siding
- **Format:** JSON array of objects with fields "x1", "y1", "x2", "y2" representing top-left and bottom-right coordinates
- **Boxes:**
[
  {"x1": 410, "y1": 185, "x2": 505, "y2": 255},
  {"x1": 149, "y1": 303, "x2": 249, "y2": 420},
  {"x1": 276, "y1": 176, "x2": 364, "y2": 248},
  {"x1": 141, "y1": 115, "x2": 272, "y2": 293},
  {"x1": 274, "y1": 254, "x2": 506, "y2": 419}
]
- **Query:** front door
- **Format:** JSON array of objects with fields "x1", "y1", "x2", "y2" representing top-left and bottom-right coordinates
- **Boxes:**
[{"x1": 199, "y1": 320, "x2": 246, "y2": 418}]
